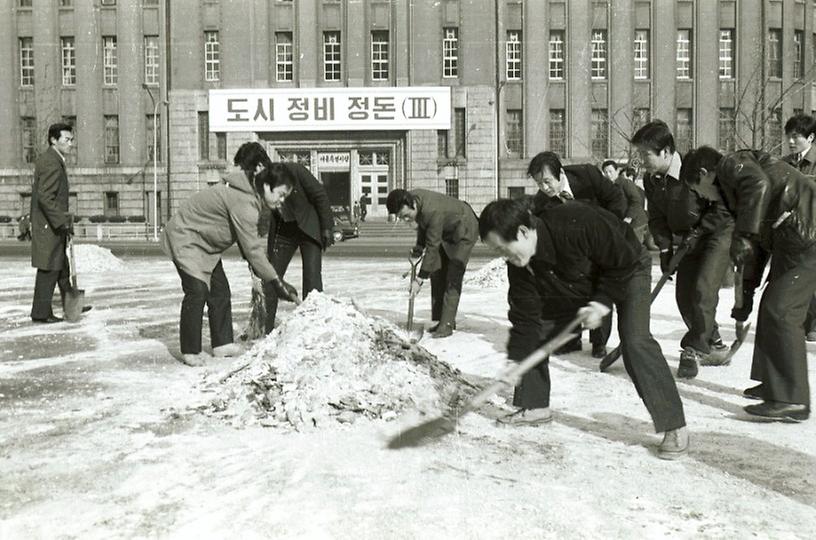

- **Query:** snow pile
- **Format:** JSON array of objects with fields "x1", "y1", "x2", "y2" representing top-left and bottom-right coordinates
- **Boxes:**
[
  {"x1": 202, "y1": 292, "x2": 475, "y2": 429},
  {"x1": 72, "y1": 243, "x2": 126, "y2": 273},
  {"x1": 464, "y1": 257, "x2": 508, "y2": 288}
]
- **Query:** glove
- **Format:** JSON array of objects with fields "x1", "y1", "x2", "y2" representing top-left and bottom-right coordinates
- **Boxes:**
[
  {"x1": 272, "y1": 278, "x2": 300, "y2": 304},
  {"x1": 577, "y1": 301, "x2": 612, "y2": 330},
  {"x1": 410, "y1": 245, "x2": 424, "y2": 259},
  {"x1": 731, "y1": 296, "x2": 754, "y2": 322},
  {"x1": 659, "y1": 249, "x2": 674, "y2": 275},
  {"x1": 322, "y1": 229, "x2": 335, "y2": 251},
  {"x1": 409, "y1": 277, "x2": 423, "y2": 298},
  {"x1": 730, "y1": 235, "x2": 753, "y2": 266}
]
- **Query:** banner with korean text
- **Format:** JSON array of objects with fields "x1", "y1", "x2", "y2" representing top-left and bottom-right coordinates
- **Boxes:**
[{"x1": 208, "y1": 87, "x2": 451, "y2": 132}]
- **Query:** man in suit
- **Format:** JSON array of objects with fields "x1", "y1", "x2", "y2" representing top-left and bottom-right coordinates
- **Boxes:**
[
  {"x1": 30, "y1": 122, "x2": 88, "y2": 323},
  {"x1": 479, "y1": 198, "x2": 688, "y2": 459},
  {"x1": 602, "y1": 161, "x2": 649, "y2": 243},
  {"x1": 263, "y1": 160, "x2": 334, "y2": 334},
  {"x1": 632, "y1": 120, "x2": 733, "y2": 379},
  {"x1": 526, "y1": 151, "x2": 627, "y2": 358},
  {"x1": 782, "y1": 113, "x2": 816, "y2": 343},
  {"x1": 386, "y1": 188, "x2": 479, "y2": 338}
]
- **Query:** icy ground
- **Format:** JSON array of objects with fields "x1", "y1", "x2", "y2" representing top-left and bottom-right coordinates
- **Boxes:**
[{"x1": 1, "y1": 253, "x2": 815, "y2": 539}]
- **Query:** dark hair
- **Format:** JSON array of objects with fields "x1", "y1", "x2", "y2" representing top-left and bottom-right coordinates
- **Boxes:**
[
  {"x1": 233, "y1": 142, "x2": 272, "y2": 173},
  {"x1": 478, "y1": 198, "x2": 535, "y2": 242},
  {"x1": 601, "y1": 160, "x2": 618, "y2": 171},
  {"x1": 386, "y1": 189, "x2": 415, "y2": 215},
  {"x1": 679, "y1": 146, "x2": 723, "y2": 185},
  {"x1": 784, "y1": 113, "x2": 816, "y2": 138},
  {"x1": 47, "y1": 123, "x2": 73, "y2": 146},
  {"x1": 253, "y1": 163, "x2": 295, "y2": 196},
  {"x1": 630, "y1": 120, "x2": 675, "y2": 154},
  {"x1": 621, "y1": 166, "x2": 636, "y2": 179},
  {"x1": 527, "y1": 151, "x2": 563, "y2": 178}
]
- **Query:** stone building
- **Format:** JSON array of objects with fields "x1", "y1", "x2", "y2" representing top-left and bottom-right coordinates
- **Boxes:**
[{"x1": 1, "y1": 0, "x2": 815, "y2": 225}]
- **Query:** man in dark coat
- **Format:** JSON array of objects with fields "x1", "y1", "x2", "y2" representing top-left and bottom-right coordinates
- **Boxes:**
[
  {"x1": 632, "y1": 120, "x2": 734, "y2": 379},
  {"x1": 526, "y1": 151, "x2": 627, "y2": 358},
  {"x1": 30, "y1": 123, "x2": 82, "y2": 323},
  {"x1": 682, "y1": 146, "x2": 816, "y2": 422},
  {"x1": 602, "y1": 161, "x2": 649, "y2": 242},
  {"x1": 479, "y1": 198, "x2": 688, "y2": 459},
  {"x1": 782, "y1": 113, "x2": 816, "y2": 343},
  {"x1": 386, "y1": 188, "x2": 479, "y2": 338},
  {"x1": 263, "y1": 161, "x2": 334, "y2": 334}
]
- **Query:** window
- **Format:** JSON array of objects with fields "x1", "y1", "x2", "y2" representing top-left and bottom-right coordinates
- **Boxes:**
[
  {"x1": 204, "y1": 31, "x2": 220, "y2": 81},
  {"x1": 198, "y1": 112, "x2": 210, "y2": 159},
  {"x1": 794, "y1": 31, "x2": 804, "y2": 79},
  {"x1": 676, "y1": 30, "x2": 692, "y2": 79},
  {"x1": 445, "y1": 178, "x2": 459, "y2": 199},
  {"x1": 591, "y1": 30, "x2": 607, "y2": 79},
  {"x1": 633, "y1": 108, "x2": 650, "y2": 132},
  {"x1": 437, "y1": 130, "x2": 449, "y2": 159},
  {"x1": 591, "y1": 109, "x2": 608, "y2": 160},
  {"x1": 634, "y1": 30, "x2": 649, "y2": 79},
  {"x1": 371, "y1": 31, "x2": 389, "y2": 81},
  {"x1": 143, "y1": 0, "x2": 159, "y2": 5},
  {"x1": 104, "y1": 115, "x2": 120, "y2": 164},
  {"x1": 278, "y1": 150, "x2": 310, "y2": 167},
  {"x1": 144, "y1": 35, "x2": 160, "y2": 86},
  {"x1": 768, "y1": 29, "x2": 782, "y2": 78},
  {"x1": 506, "y1": 30, "x2": 522, "y2": 80},
  {"x1": 104, "y1": 192, "x2": 119, "y2": 217},
  {"x1": 549, "y1": 30, "x2": 565, "y2": 79},
  {"x1": 19, "y1": 37, "x2": 34, "y2": 87},
  {"x1": 103, "y1": 36, "x2": 118, "y2": 85},
  {"x1": 59, "y1": 0, "x2": 73, "y2": 6},
  {"x1": 21, "y1": 117, "x2": 36, "y2": 163},
  {"x1": 718, "y1": 108, "x2": 736, "y2": 152},
  {"x1": 454, "y1": 108, "x2": 466, "y2": 158},
  {"x1": 507, "y1": 186, "x2": 526, "y2": 199},
  {"x1": 506, "y1": 109, "x2": 523, "y2": 155},
  {"x1": 323, "y1": 31, "x2": 341, "y2": 81},
  {"x1": 18, "y1": 0, "x2": 32, "y2": 6},
  {"x1": 62, "y1": 115, "x2": 77, "y2": 164},
  {"x1": 275, "y1": 32, "x2": 293, "y2": 82},
  {"x1": 216, "y1": 133, "x2": 227, "y2": 160},
  {"x1": 146, "y1": 114, "x2": 161, "y2": 162},
  {"x1": 719, "y1": 29, "x2": 734, "y2": 79},
  {"x1": 61, "y1": 37, "x2": 76, "y2": 86},
  {"x1": 101, "y1": 0, "x2": 116, "y2": 5},
  {"x1": 443, "y1": 27, "x2": 458, "y2": 78},
  {"x1": 676, "y1": 108, "x2": 693, "y2": 155},
  {"x1": 549, "y1": 109, "x2": 566, "y2": 157}
]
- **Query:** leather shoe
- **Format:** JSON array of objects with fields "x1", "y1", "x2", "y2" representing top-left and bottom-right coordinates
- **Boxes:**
[
  {"x1": 744, "y1": 401, "x2": 810, "y2": 422},
  {"x1": 591, "y1": 343, "x2": 607, "y2": 359},
  {"x1": 32, "y1": 315, "x2": 63, "y2": 324},
  {"x1": 742, "y1": 383, "x2": 764, "y2": 400},
  {"x1": 82, "y1": 305, "x2": 92, "y2": 313}
]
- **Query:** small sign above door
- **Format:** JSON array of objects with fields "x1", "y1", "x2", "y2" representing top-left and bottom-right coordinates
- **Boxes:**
[{"x1": 318, "y1": 152, "x2": 351, "y2": 170}]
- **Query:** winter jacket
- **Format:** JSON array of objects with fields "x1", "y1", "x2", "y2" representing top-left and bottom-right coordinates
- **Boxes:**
[
  {"x1": 30, "y1": 146, "x2": 70, "y2": 270},
  {"x1": 532, "y1": 164, "x2": 627, "y2": 220},
  {"x1": 411, "y1": 189, "x2": 479, "y2": 278},
  {"x1": 161, "y1": 170, "x2": 279, "y2": 287},
  {"x1": 268, "y1": 162, "x2": 334, "y2": 246},
  {"x1": 505, "y1": 202, "x2": 646, "y2": 361},
  {"x1": 716, "y1": 150, "x2": 816, "y2": 251}
]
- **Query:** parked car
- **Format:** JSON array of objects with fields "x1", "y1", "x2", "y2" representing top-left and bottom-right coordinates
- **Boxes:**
[{"x1": 332, "y1": 215, "x2": 360, "y2": 242}]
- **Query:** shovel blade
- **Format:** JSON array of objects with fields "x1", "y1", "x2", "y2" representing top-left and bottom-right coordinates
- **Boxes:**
[
  {"x1": 408, "y1": 327, "x2": 424, "y2": 344},
  {"x1": 726, "y1": 322, "x2": 751, "y2": 360},
  {"x1": 63, "y1": 288, "x2": 85, "y2": 323},
  {"x1": 387, "y1": 415, "x2": 457, "y2": 449}
]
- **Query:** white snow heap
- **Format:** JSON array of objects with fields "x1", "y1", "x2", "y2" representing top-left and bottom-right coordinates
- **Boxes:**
[
  {"x1": 203, "y1": 292, "x2": 475, "y2": 429},
  {"x1": 464, "y1": 257, "x2": 508, "y2": 288},
  {"x1": 71, "y1": 243, "x2": 126, "y2": 273}
]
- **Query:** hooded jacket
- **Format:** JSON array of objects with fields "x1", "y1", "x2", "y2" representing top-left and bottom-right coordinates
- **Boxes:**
[{"x1": 161, "y1": 170, "x2": 279, "y2": 286}]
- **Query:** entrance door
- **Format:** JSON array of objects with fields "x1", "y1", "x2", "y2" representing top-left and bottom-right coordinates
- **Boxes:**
[
  {"x1": 321, "y1": 172, "x2": 351, "y2": 216},
  {"x1": 360, "y1": 173, "x2": 389, "y2": 217}
]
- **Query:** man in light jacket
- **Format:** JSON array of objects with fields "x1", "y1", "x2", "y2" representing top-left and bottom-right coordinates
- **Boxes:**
[{"x1": 162, "y1": 142, "x2": 299, "y2": 366}]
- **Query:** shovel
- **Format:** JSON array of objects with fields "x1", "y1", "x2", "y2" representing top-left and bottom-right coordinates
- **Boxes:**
[
  {"x1": 724, "y1": 264, "x2": 751, "y2": 362},
  {"x1": 406, "y1": 253, "x2": 424, "y2": 344},
  {"x1": 599, "y1": 242, "x2": 692, "y2": 372},
  {"x1": 63, "y1": 229, "x2": 85, "y2": 323},
  {"x1": 387, "y1": 314, "x2": 585, "y2": 449}
]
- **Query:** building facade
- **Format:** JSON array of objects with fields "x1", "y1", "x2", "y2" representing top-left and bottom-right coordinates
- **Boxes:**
[{"x1": 1, "y1": 0, "x2": 815, "y2": 224}]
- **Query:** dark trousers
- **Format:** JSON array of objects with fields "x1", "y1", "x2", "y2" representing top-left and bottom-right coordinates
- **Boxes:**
[
  {"x1": 514, "y1": 255, "x2": 686, "y2": 433},
  {"x1": 676, "y1": 225, "x2": 733, "y2": 353},
  {"x1": 749, "y1": 244, "x2": 816, "y2": 407},
  {"x1": 805, "y1": 295, "x2": 816, "y2": 334},
  {"x1": 429, "y1": 247, "x2": 468, "y2": 321},
  {"x1": 175, "y1": 260, "x2": 233, "y2": 354},
  {"x1": 31, "y1": 258, "x2": 70, "y2": 320},
  {"x1": 264, "y1": 220, "x2": 323, "y2": 333}
]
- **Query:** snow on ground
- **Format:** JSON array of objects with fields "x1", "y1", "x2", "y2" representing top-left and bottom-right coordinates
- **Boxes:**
[
  {"x1": 1, "y1": 253, "x2": 815, "y2": 538},
  {"x1": 71, "y1": 243, "x2": 126, "y2": 273}
]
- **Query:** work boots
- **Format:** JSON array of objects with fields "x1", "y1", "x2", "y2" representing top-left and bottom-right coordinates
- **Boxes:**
[
  {"x1": 677, "y1": 347, "x2": 701, "y2": 379},
  {"x1": 432, "y1": 291, "x2": 460, "y2": 338}
]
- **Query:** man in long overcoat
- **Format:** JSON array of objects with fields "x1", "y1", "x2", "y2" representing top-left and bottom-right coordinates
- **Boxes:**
[
  {"x1": 386, "y1": 188, "x2": 479, "y2": 338},
  {"x1": 30, "y1": 123, "x2": 76, "y2": 323}
]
